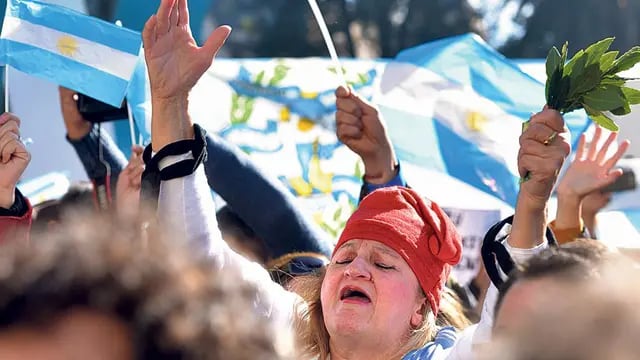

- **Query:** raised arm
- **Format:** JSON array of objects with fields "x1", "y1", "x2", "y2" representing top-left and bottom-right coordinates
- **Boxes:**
[
  {"x1": 509, "y1": 109, "x2": 571, "y2": 249},
  {"x1": 0, "y1": 113, "x2": 32, "y2": 242},
  {"x1": 59, "y1": 87, "x2": 127, "y2": 196},
  {"x1": 204, "y1": 133, "x2": 333, "y2": 258},
  {"x1": 334, "y1": 86, "x2": 406, "y2": 200},
  {"x1": 553, "y1": 126, "x2": 629, "y2": 243},
  {"x1": 458, "y1": 109, "x2": 572, "y2": 353},
  {"x1": 141, "y1": 0, "x2": 298, "y2": 329}
]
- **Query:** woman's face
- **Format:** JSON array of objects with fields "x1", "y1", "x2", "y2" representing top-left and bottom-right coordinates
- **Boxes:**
[{"x1": 321, "y1": 239, "x2": 426, "y2": 346}]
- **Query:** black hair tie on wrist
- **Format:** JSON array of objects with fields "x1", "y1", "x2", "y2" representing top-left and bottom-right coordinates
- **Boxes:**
[{"x1": 481, "y1": 215, "x2": 557, "y2": 289}]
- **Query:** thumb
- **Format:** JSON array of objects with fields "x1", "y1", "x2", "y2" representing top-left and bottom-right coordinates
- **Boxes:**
[
  {"x1": 202, "y1": 25, "x2": 231, "y2": 64},
  {"x1": 335, "y1": 85, "x2": 350, "y2": 98},
  {"x1": 131, "y1": 145, "x2": 144, "y2": 157}
]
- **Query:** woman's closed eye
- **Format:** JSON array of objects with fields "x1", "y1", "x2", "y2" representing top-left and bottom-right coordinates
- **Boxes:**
[
  {"x1": 375, "y1": 263, "x2": 395, "y2": 270},
  {"x1": 334, "y1": 258, "x2": 353, "y2": 265}
]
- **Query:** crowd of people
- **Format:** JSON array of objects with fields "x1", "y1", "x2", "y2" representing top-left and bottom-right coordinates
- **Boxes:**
[{"x1": 0, "y1": 0, "x2": 638, "y2": 358}]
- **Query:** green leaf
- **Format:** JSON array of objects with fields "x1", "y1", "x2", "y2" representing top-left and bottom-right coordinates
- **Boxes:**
[
  {"x1": 254, "y1": 70, "x2": 265, "y2": 85},
  {"x1": 546, "y1": 46, "x2": 562, "y2": 81},
  {"x1": 563, "y1": 50, "x2": 585, "y2": 77},
  {"x1": 562, "y1": 100, "x2": 584, "y2": 114},
  {"x1": 585, "y1": 105, "x2": 619, "y2": 131},
  {"x1": 547, "y1": 42, "x2": 568, "y2": 105},
  {"x1": 585, "y1": 37, "x2": 615, "y2": 66},
  {"x1": 611, "y1": 102, "x2": 631, "y2": 116},
  {"x1": 546, "y1": 69, "x2": 563, "y2": 106},
  {"x1": 551, "y1": 75, "x2": 571, "y2": 110},
  {"x1": 568, "y1": 63, "x2": 601, "y2": 98},
  {"x1": 582, "y1": 85, "x2": 627, "y2": 112},
  {"x1": 608, "y1": 46, "x2": 640, "y2": 75},
  {"x1": 600, "y1": 51, "x2": 619, "y2": 72},
  {"x1": 600, "y1": 75, "x2": 626, "y2": 87},
  {"x1": 622, "y1": 86, "x2": 640, "y2": 104}
]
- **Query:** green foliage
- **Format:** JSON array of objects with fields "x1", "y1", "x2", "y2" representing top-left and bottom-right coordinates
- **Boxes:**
[{"x1": 545, "y1": 37, "x2": 640, "y2": 131}]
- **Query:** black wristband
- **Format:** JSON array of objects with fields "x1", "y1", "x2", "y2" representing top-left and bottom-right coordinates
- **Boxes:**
[{"x1": 140, "y1": 124, "x2": 208, "y2": 211}]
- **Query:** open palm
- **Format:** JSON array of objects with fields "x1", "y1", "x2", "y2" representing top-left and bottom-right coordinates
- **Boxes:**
[
  {"x1": 558, "y1": 126, "x2": 630, "y2": 198},
  {"x1": 142, "y1": 0, "x2": 231, "y2": 100}
]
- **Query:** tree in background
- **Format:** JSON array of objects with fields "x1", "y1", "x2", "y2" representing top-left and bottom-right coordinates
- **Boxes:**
[
  {"x1": 84, "y1": 0, "x2": 117, "y2": 21},
  {"x1": 498, "y1": 0, "x2": 640, "y2": 58},
  {"x1": 78, "y1": 0, "x2": 640, "y2": 60},
  {"x1": 212, "y1": 0, "x2": 484, "y2": 58}
]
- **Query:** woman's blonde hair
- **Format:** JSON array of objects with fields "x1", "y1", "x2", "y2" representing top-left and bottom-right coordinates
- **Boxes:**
[{"x1": 291, "y1": 269, "x2": 441, "y2": 360}]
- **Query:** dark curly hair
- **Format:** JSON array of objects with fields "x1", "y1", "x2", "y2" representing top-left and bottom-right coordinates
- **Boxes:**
[{"x1": 0, "y1": 218, "x2": 289, "y2": 359}]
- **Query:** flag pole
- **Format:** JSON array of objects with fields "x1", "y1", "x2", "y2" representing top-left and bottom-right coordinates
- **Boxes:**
[
  {"x1": 127, "y1": 101, "x2": 136, "y2": 146},
  {"x1": 4, "y1": 65, "x2": 9, "y2": 113},
  {"x1": 306, "y1": 0, "x2": 348, "y2": 89}
]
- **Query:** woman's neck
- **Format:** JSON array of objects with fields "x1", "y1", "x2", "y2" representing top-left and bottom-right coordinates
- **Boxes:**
[{"x1": 329, "y1": 338, "x2": 405, "y2": 360}]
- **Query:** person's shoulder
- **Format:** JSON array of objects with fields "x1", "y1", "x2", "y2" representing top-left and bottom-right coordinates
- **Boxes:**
[{"x1": 403, "y1": 326, "x2": 459, "y2": 360}]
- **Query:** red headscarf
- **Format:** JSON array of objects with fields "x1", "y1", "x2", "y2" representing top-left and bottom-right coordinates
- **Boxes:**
[{"x1": 334, "y1": 187, "x2": 462, "y2": 315}]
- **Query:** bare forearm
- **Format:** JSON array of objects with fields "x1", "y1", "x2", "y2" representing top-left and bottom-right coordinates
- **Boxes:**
[
  {"x1": 582, "y1": 212, "x2": 598, "y2": 238},
  {"x1": 554, "y1": 194, "x2": 582, "y2": 230},
  {"x1": 509, "y1": 197, "x2": 547, "y2": 249},
  {"x1": 362, "y1": 140, "x2": 397, "y2": 185},
  {"x1": 0, "y1": 188, "x2": 15, "y2": 209},
  {"x1": 151, "y1": 96, "x2": 194, "y2": 152}
]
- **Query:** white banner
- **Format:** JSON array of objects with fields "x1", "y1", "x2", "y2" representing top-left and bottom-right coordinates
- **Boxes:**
[{"x1": 444, "y1": 207, "x2": 502, "y2": 286}]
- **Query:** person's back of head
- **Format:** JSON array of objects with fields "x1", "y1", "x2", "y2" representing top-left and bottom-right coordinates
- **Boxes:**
[
  {"x1": 484, "y1": 260, "x2": 640, "y2": 360},
  {"x1": 495, "y1": 239, "x2": 614, "y2": 315},
  {"x1": 488, "y1": 239, "x2": 640, "y2": 359},
  {"x1": 0, "y1": 217, "x2": 291, "y2": 359},
  {"x1": 32, "y1": 182, "x2": 96, "y2": 234}
]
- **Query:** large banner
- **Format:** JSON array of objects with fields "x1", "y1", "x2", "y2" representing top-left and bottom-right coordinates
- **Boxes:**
[{"x1": 128, "y1": 58, "x2": 387, "y2": 237}]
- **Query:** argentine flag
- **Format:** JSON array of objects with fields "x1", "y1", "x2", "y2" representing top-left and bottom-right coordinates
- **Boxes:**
[
  {"x1": 0, "y1": 0, "x2": 142, "y2": 107},
  {"x1": 378, "y1": 34, "x2": 591, "y2": 206}
]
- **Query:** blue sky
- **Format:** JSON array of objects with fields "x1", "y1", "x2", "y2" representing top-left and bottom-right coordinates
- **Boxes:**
[{"x1": 468, "y1": 0, "x2": 534, "y2": 46}]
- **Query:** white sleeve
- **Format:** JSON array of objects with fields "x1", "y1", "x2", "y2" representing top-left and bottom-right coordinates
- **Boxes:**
[
  {"x1": 447, "y1": 240, "x2": 549, "y2": 359},
  {"x1": 471, "y1": 240, "x2": 548, "y2": 345},
  {"x1": 157, "y1": 157, "x2": 301, "y2": 332}
]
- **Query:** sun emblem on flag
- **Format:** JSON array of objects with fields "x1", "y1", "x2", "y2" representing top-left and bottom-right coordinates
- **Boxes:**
[
  {"x1": 57, "y1": 35, "x2": 79, "y2": 57},
  {"x1": 466, "y1": 111, "x2": 488, "y2": 132}
]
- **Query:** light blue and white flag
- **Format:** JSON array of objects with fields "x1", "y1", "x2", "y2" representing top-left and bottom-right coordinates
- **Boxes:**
[
  {"x1": 0, "y1": 0, "x2": 142, "y2": 107},
  {"x1": 379, "y1": 33, "x2": 592, "y2": 206}
]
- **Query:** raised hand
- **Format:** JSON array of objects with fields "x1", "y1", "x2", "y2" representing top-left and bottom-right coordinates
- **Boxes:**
[
  {"x1": 58, "y1": 87, "x2": 92, "y2": 140},
  {"x1": 142, "y1": 0, "x2": 231, "y2": 151},
  {"x1": 335, "y1": 86, "x2": 396, "y2": 183},
  {"x1": 142, "y1": 0, "x2": 231, "y2": 101},
  {"x1": 0, "y1": 113, "x2": 31, "y2": 208},
  {"x1": 517, "y1": 109, "x2": 571, "y2": 209},
  {"x1": 557, "y1": 126, "x2": 630, "y2": 199},
  {"x1": 553, "y1": 126, "x2": 629, "y2": 233},
  {"x1": 511, "y1": 108, "x2": 571, "y2": 248},
  {"x1": 116, "y1": 146, "x2": 145, "y2": 221}
]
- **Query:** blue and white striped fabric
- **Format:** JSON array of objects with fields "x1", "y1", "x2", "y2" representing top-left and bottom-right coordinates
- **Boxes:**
[
  {"x1": 0, "y1": 0, "x2": 142, "y2": 107},
  {"x1": 379, "y1": 33, "x2": 591, "y2": 206}
]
